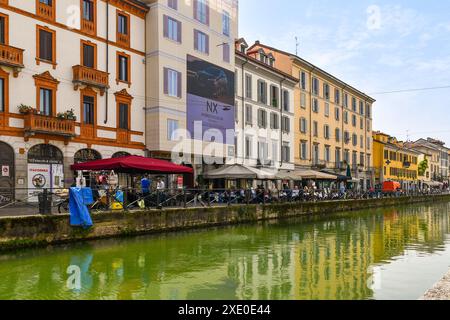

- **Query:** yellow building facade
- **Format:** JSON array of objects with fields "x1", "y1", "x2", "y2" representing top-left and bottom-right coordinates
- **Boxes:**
[
  {"x1": 247, "y1": 41, "x2": 376, "y2": 190},
  {"x1": 373, "y1": 132, "x2": 420, "y2": 188}
]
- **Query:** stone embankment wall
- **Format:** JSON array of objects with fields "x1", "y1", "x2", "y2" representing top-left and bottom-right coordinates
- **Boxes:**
[{"x1": 1, "y1": 194, "x2": 450, "y2": 251}]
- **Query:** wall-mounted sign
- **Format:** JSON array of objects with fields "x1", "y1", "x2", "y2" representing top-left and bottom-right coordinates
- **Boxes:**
[{"x1": 2, "y1": 166, "x2": 9, "y2": 177}]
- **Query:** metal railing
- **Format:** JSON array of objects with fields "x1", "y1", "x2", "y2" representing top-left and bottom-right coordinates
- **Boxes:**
[{"x1": 0, "y1": 187, "x2": 449, "y2": 217}]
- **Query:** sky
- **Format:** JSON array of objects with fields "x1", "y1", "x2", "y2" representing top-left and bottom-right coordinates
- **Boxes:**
[{"x1": 239, "y1": 0, "x2": 450, "y2": 145}]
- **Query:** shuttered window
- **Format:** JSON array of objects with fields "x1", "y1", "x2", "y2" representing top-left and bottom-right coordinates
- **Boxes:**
[
  {"x1": 118, "y1": 55, "x2": 128, "y2": 81},
  {"x1": 164, "y1": 68, "x2": 181, "y2": 98},
  {"x1": 119, "y1": 103, "x2": 129, "y2": 129},
  {"x1": 0, "y1": 16, "x2": 5, "y2": 45},
  {"x1": 39, "y1": 29, "x2": 53, "y2": 62},
  {"x1": 194, "y1": 29, "x2": 209, "y2": 54},
  {"x1": 83, "y1": 44, "x2": 95, "y2": 68},
  {"x1": 83, "y1": 95, "x2": 95, "y2": 125},
  {"x1": 163, "y1": 15, "x2": 182, "y2": 43},
  {"x1": 40, "y1": 88, "x2": 52, "y2": 116}
]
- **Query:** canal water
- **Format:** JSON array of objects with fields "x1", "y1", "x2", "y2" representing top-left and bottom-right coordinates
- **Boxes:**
[{"x1": 1, "y1": 202, "x2": 450, "y2": 300}]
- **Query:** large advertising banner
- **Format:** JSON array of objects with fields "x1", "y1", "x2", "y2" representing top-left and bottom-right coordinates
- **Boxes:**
[{"x1": 187, "y1": 55, "x2": 235, "y2": 141}]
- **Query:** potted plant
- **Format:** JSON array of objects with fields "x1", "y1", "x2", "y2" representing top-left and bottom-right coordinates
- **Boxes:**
[
  {"x1": 17, "y1": 104, "x2": 36, "y2": 115},
  {"x1": 57, "y1": 109, "x2": 77, "y2": 121}
]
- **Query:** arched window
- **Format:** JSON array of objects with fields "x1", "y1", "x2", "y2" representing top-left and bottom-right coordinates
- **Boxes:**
[
  {"x1": 74, "y1": 149, "x2": 101, "y2": 164},
  {"x1": 28, "y1": 144, "x2": 63, "y2": 164},
  {"x1": 112, "y1": 151, "x2": 130, "y2": 158}
]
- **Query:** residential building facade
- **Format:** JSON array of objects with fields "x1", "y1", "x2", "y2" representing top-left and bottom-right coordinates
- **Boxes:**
[
  {"x1": 234, "y1": 38, "x2": 296, "y2": 184},
  {"x1": 144, "y1": 0, "x2": 238, "y2": 185},
  {"x1": 247, "y1": 41, "x2": 376, "y2": 190},
  {"x1": 409, "y1": 138, "x2": 448, "y2": 184},
  {"x1": 372, "y1": 132, "x2": 420, "y2": 190},
  {"x1": 0, "y1": 0, "x2": 148, "y2": 200}
]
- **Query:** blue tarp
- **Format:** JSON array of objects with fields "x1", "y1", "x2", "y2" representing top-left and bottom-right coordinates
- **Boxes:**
[
  {"x1": 81, "y1": 187, "x2": 94, "y2": 205},
  {"x1": 69, "y1": 187, "x2": 94, "y2": 228}
]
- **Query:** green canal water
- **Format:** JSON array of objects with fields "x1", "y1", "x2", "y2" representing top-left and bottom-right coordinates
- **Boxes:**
[{"x1": 1, "y1": 202, "x2": 450, "y2": 300}]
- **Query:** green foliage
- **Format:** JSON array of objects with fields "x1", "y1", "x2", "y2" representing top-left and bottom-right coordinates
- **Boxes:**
[{"x1": 418, "y1": 159, "x2": 429, "y2": 176}]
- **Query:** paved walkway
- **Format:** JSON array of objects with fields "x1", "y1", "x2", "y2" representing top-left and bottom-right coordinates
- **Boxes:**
[{"x1": 422, "y1": 270, "x2": 450, "y2": 300}]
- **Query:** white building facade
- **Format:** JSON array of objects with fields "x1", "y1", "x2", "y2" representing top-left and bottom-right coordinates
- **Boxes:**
[
  {"x1": 0, "y1": 0, "x2": 148, "y2": 200},
  {"x1": 234, "y1": 39, "x2": 296, "y2": 180}
]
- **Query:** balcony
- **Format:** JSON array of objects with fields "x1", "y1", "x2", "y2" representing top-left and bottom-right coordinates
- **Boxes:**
[
  {"x1": 24, "y1": 113, "x2": 76, "y2": 139},
  {"x1": 81, "y1": 19, "x2": 96, "y2": 36},
  {"x1": 312, "y1": 160, "x2": 327, "y2": 169},
  {"x1": 72, "y1": 65, "x2": 109, "y2": 96},
  {"x1": 36, "y1": 1, "x2": 54, "y2": 21},
  {"x1": 0, "y1": 44, "x2": 24, "y2": 77},
  {"x1": 117, "y1": 33, "x2": 130, "y2": 47}
]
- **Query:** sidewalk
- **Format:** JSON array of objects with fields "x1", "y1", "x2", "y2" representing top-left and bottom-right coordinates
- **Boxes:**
[{"x1": 422, "y1": 270, "x2": 450, "y2": 300}]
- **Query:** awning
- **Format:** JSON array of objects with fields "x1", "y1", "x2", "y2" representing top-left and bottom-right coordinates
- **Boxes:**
[
  {"x1": 424, "y1": 181, "x2": 444, "y2": 187},
  {"x1": 275, "y1": 171, "x2": 303, "y2": 181},
  {"x1": 71, "y1": 156, "x2": 193, "y2": 174},
  {"x1": 203, "y1": 164, "x2": 277, "y2": 180},
  {"x1": 296, "y1": 169, "x2": 338, "y2": 180}
]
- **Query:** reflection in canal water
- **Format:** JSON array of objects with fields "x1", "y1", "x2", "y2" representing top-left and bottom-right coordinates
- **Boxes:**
[{"x1": 0, "y1": 202, "x2": 450, "y2": 300}]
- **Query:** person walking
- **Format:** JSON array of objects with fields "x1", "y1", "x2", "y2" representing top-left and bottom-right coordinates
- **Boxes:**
[{"x1": 141, "y1": 174, "x2": 151, "y2": 207}]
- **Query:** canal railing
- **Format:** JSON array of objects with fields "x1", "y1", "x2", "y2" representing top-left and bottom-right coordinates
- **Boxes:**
[{"x1": 0, "y1": 187, "x2": 448, "y2": 217}]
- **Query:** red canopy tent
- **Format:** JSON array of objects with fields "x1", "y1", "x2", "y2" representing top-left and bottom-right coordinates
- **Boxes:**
[{"x1": 71, "y1": 155, "x2": 193, "y2": 174}]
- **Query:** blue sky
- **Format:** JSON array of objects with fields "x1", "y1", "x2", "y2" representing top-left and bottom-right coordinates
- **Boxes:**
[{"x1": 239, "y1": 0, "x2": 450, "y2": 145}]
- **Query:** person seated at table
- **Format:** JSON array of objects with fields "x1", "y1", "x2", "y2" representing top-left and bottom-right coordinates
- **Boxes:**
[{"x1": 292, "y1": 186, "x2": 300, "y2": 200}]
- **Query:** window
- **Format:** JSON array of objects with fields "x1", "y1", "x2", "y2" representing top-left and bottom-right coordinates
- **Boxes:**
[
  {"x1": 300, "y1": 92, "x2": 306, "y2": 109},
  {"x1": 324, "y1": 102, "x2": 330, "y2": 117},
  {"x1": 83, "y1": 95, "x2": 95, "y2": 125},
  {"x1": 344, "y1": 131, "x2": 350, "y2": 144},
  {"x1": 367, "y1": 119, "x2": 371, "y2": 132},
  {"x1": 222, "y1": 10, "x2": 230, "y2": 36},
  {"x1": 282, "y1": 116, "x2": 290, "y2": 133},
  {"x1": 352, "y1": 114, "x2": 357, "y2": 127},
  {"x1": 324, "y1": 125, "x2": 330, "y2": 140},
  {"x1": 0, "y1": 78, "x2": 4, "y2": 113},
  {"x1": 283, "y1": 90, "x2": 290, "y2": 112},
  {"x1": 335, "y1": 128, "x2": 341, "y2": 142},
  {"x1": 194, "y1": 29, "x2": 209, "y2": 54},
  {"x1": 245, "y1": 74, "x2": 252, "y2": 99},
  {"x1": 222, "y1": 43, "x2": 230, "y2": 63},
  {"x1": 300, "y1": 117, "x2": 307, "y2": 133},
  {"x1": 270, "y1": 112, "x2": 279, "y2": 129},
  {"x1": 116, "y1": 11, "x2": 130, "y2": 46},
  {"x1": 360, "y1": 135, "x2": 364, "y2": 148},
  {"x1": 352, "y1": 97, "x2": 357, "y2": 112},
  {"x1": 325, "y1": 146, "x2": 331, "y2": 162},
  {"x1": 245, "y1": 136, "x2": 252, "y2": 159},
  {"x1": 367, "y1": 137, "x2": 371, "y2": 149},
  {"x1": 335, "y1": 148, "x2": 341, "y2": 165},
  {"x1": 282, "y1": 143, "x2": 290, "y2": 163},
  {"x1": 313, "y1": 121, "x2": 318, "y2": 137},
  {"x1": 257, "y1": 80, "x2": 267, "y2": 104},
  {"x1": 270, "y1": 85, "x2": 279, "y2": 108},
  {"x1": 164, "y1": 68, "x2": 181, "y2": 98},
  {"x1": 168, "y1": 0, "x2": 178, "y2": 10},
  {"x1": 312, "y1": 77, "x2": 319, "y2": 95},
  {"x1": 0, "y1": 14, "x2": 8, "y2": 45},
  {"x1": 300, "y1": 71, "x2": 307, "y2": 90},
  {"x1": 335, "y1": 89, "x2": 340, "y2": 105},
  {"x1": 300, "y1": 141, "x2": 308, "y2": 160},
  {"x1": 352, "y1": 134, "x2": 358, "y2": 146},
  {"x1": 272, "y1": 141, "x2": 278, "y2": 163},
  {"x1": 118, "y1": 103, "x2": 129, "y2": 129},
  {"x1": 335, "y1": 107, "x2": 340, "y2": 121},
  {"x1": 344, "y1": 111, "x2": 348, "y2": 124},
  {"x1": 344, "y1": 150, "x2": 350, "y2": 163},
  {"x1": 257, "y1": 109, "x2": 267, "y2": 128},
  {"x1": 167, "y1": 119, "x2": 179, "y2": 141},
  {"x1": 360, "y1": 153, "x2": 365, "y2": 166},
  {"x1": 117, "y1": 52, "x2": 130, "y2": 84},
  {"x1": 359, "y1": 101, "x2": 364, "y2": 115},
  {"x1": 81, "y1": 0, "x2": 96, "y2": 35},
  {"x1": 312, "y1": 98, "x2": 319, "y2": 113},
  {"x1": 194, "y1": 0, "x2": 209, "y2": 25},
  {"x1": 360, "y1": 118, "x2": 364, "y2": 130},
  {"x1": 40, "y1": 88, "x2": 52, "y2": 116},
  {"x1": 343, "y1": 93, "x2": 348, "y2": 108},
  {"x1": 81, "y1": 41, "x2": 96, "y2": 68},
  {"x1": 323, "y1": 83, "x2": 330, "y2": 100},
  {"x1": 258, "y1": 140, "x2": 268, "y2": 164},
  {"x1": 245, "y1": 104, "x2": 252, "y2": 125},
  {"x1": 366, "y1": 104, "x2": 372, "y2": 118},
  {"x1": 164, "y1": 15, "x2": 181, "y2": 43},
  {"x1": 37, "y1": 26, "x2": 56, "y2": 67}
]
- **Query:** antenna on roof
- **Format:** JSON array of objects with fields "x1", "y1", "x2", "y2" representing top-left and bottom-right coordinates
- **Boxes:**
[{"x1": 295, "y1": 36, "x2": 300, "y2": 56}]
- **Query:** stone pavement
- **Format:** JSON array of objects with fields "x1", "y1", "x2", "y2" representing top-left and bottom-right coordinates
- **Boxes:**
[{"x1": 422, "y1": 270, "x2": 450, "y2": 300}]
